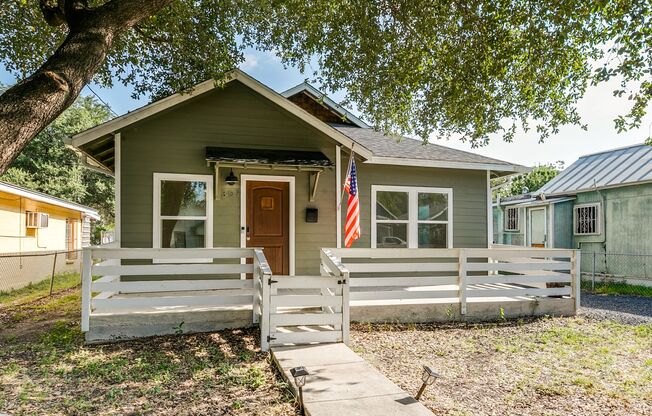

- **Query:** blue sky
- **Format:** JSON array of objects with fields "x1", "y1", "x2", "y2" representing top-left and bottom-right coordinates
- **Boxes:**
[{"x1": 2, "y1": 48, "x2": 650, "y2": 168}]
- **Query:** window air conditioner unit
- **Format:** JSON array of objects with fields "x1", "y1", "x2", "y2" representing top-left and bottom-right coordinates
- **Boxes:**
[{"x1": 26, "y1": 211, "x2": 49, "y2": 229}]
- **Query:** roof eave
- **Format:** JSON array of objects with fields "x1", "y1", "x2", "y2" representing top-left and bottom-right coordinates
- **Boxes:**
[
  {"x1": 366, "y1": 156, "x2": 529, "y2": 174},
  {"x1": 0, "y1": 182, "x2": 101, "y2": 219}
]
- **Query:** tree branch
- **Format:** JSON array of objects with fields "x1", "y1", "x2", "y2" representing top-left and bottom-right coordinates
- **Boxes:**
[{"x1": 0, "y1": 0, "x2": 173, "y2": 173}]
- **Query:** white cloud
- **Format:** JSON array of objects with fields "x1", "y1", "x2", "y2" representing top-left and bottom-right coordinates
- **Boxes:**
[{"x1": 239, "y1": 53, "x2": 259, "y2": 70}]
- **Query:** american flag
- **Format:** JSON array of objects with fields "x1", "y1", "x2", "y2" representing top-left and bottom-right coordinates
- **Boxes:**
[{"x1": 344, "y1": 155, "x2": 360, "y2": 248}]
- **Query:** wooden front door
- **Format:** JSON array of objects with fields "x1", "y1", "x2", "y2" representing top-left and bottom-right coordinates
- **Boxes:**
[{"x1": 246, "y1": 181, "x2": 290, "y2": 275}]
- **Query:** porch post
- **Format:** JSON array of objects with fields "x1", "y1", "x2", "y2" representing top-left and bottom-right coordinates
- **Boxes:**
[
  {"x1": 261, "y1": 272, "x2": 271, "y2": 351},
  {"x1": 253, "y1": 251, "x2": 260, "y2": 324},
  {"x1": 336, "y1": 145, "x2": 342, "y2": 248},
  {"x1": 81, "y1": 248, "x2": 92, "y2": 332},
  {"x1": 459, "y1": 249, "x2": 467, "y2": 315},
  {"x1": 573, "y1": 250, "x2": 581, "y2": 312},
  {"x1": 342, "y1": 270, "x2": 350, "y2": 345}
]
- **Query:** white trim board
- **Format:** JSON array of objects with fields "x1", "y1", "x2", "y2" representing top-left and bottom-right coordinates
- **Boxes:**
[
  {"x1": 371, "y1": 185, "x2": 453, "y2": 249},
  {"x1": 152, "y1": 173, "x2": 214, "y2": 261},
  {"x1": 114, "y1": 133, "x2": 121, "y2": 245},
  {"x1": 335, "y1": 145, "x2": 342, "y2": 248},
  {"x1": 366, "y1": 156, "x2": 528, "y2": 174},
  {"x1": 527, "y1": 207, "x2": 547, "y2": 247},
  {"x1": 240, "y1": 174, "x2": 296, "y2": 276}
]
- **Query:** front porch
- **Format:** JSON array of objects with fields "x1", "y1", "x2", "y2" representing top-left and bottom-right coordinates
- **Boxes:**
[{"x1": 81, "y1": 247, "x2": 580, "y2": 345}]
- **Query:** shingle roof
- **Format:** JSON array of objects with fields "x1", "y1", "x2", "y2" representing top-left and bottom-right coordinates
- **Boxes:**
[
  {"x1": 332, "y1": 125, "x2": 524, "y2": 169},
  {"x1": 537, "y1": 143, "x2": 652, "y2": 195}
]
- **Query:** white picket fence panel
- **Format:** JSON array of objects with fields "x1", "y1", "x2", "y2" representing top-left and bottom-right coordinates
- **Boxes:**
[
  {"x1": 260, "y1": 272, "x2": 349, "y2": 351},
  {"x1": 324, "y1": 247, "x2": 580, "y2": 314},
  {"x1": 81, "y1": 247, "x2": 268, "y2": 332}
]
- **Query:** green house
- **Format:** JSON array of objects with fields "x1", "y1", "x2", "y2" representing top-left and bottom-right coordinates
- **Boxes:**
[
  {"x1": 70, "y1": 69, "x2": 525, "y2": 275},
  {"x1": 494, "y1": 143, "x2": 652, "y2": 280}
]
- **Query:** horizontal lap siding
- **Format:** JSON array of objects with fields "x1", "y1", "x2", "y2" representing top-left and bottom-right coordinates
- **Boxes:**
[
  {"x1": 345, "y1": 161, "x2": 488, "y2": 249},
  {"x1": 120, "y1": 81, "x2": 337, "y2": 275}
]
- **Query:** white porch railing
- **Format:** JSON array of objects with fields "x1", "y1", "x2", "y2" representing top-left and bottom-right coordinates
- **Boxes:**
[
  {"x1": 82, "y1": 246, "x2": 579, "y2": 345},
  {"x1": 322, "y1": 247, "x2": 580, "y2": 314},
  {"x1": 81, "y1": 247, "x2": 268, "y2": 332}
]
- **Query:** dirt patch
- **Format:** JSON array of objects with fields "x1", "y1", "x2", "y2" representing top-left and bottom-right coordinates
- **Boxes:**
[
  {"x1": 351, "y1": 318, "x2": 652, "y2": 416},
  {"x1": 0, "y1": 286, "x2": 80, "y2": 343},
  {"x1": 0, "y1": 290, "x2": 297, "y2": 415}
]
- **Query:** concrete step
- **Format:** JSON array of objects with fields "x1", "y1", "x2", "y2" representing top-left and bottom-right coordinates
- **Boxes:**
[{"x1": 272, "y1": 343, "x2": 433, "y2": 416}]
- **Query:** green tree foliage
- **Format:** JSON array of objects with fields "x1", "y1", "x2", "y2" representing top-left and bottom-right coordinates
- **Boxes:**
[
  {"x1": 0, "y1": 0, "x2": 651, "y2": 149},
  {"x1": 494, "y1": 162, "x2": 564, "y2": 198},
  {"x1": 0, "y1": 88, "x2": 114, "y2": 239}
]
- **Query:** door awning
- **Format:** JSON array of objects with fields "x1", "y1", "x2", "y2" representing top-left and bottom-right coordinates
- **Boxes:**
[{"x1": 205, "y1": 147, "x2": 333, "y2": 169}]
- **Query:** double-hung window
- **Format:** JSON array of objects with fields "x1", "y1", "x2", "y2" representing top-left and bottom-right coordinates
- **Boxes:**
[
  {"x1": 574, "y1": 203, "x2": 600, "y2": 235},
  {"x1": 153, "y1": 173, "x2": 213, "y2": 250},
  {"x1": 372, "y1": 186, "x2": 453, "y2": 248}
]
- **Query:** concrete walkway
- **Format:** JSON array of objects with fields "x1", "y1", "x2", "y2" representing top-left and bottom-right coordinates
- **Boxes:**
[{"x1": 271, "y1": 343, "x2": 433, "y2": 416}]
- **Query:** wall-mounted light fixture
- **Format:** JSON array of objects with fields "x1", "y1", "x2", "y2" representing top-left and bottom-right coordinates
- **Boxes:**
[{"x1": 225, "y1": 169, "x2": 238, "y2": 185}]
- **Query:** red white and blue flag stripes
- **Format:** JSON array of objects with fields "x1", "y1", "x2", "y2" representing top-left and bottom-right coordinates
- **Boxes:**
[{"x1": 344, "y1": 154, "x2": 360, "y2": 248}]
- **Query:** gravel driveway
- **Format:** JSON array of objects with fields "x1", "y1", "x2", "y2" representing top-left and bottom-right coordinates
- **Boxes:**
[{"x1": 579, "y1": 291, "x2": 652, "y2": 325}]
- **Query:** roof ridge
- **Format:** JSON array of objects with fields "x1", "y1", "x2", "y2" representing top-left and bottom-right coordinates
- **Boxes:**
[{"x1": 579, "y1": 142, "x2": 649, "y2": 158}]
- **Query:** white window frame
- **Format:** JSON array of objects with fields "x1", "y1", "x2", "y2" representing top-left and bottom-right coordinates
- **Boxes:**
[
  {"x1": 152, "y1": 173, "x2": 213, "y2": 261},
  {"x1": 573, "y1": 202, "x2": 601, "y2": 236},
  {"x1": 371, "y1": 185, "x2": 453, "y2": 248},
  {"x1": 504, "y1": 207, "x2": 519, "y2": 232}
]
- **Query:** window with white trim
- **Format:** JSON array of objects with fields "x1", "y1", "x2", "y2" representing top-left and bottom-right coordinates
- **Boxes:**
[
  {"x1": 372, "y1": 186, "x2": 452, "y2": 248},
  {"x1": 504, "y1": 207, "x2": 519, "y2": 231},
  {"x1": 574, "y1": 203, "x2": 600, "y2": 235},
  {"x1": 153, "y1": 173, "x2": 213, "y2": 249}
]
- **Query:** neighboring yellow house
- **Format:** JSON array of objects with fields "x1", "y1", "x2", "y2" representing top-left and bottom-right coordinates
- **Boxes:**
[{"x1": 0, "y1": 181, "x2": 100, "y2": 292}]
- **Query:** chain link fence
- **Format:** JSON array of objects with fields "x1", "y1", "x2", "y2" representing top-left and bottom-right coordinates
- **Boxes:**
[
  {"x1": 0, "y1": 250, "x2": 82, "y2": 295},
  {"x1": 581, "y1": 252, "x2": 652, "y2": 297}
]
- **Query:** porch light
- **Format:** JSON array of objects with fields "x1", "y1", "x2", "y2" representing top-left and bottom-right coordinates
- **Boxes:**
[
  {"x1": 415, "y1": 365, "x2": 440, "y2": 401},
  {"x1": 290, "y1": 366, "x2": 310, "y2": 414},
  {"x1": 225, "y1": 169, "x2": 238, "y2": 185}
]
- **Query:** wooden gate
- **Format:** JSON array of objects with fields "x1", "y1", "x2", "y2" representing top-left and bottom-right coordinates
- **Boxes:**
[{"x1": 260, "y1": 274, "x2": 349, "y2": 351}]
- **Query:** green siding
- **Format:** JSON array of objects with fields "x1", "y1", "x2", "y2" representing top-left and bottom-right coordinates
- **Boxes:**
[
  {"x1": 552, "y1": 201, "x2": 573, "y2": 249},
  {"x1": 120, "y1": 81, "x2": 338, "y2": 275},
  {"x1": 492, "y1": 205, "x2": 526, "y2": 246},
  {"x1": 345, "y1": 160, "x2": 489, "y2": 248},
  {"x1": 574, "y1": 183, "x2": 652, "y2": 254},
  {"x1": 119, "y1": 80, "x2": 491, "y2": 275}
]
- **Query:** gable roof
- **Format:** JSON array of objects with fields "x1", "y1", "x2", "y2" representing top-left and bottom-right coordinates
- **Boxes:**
[
  {"x1": 0, "y1": 181, "x2": 100, "y2": 219},
  {"x1": 281, "y1": 83, "x2": 370, "y2": 128},
  {"x1": 70, "y1": 69, "x2": 526, "y2": 176},
  {"x1": 537, "y1": 143, "x2": 652, "y2": 196},
  {"x1": 70, "y1": 69, "x2": 373, "y2": 160}
]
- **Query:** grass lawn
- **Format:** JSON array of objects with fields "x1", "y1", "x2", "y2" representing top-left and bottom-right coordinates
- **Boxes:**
[
  {"x1": 352, "y1": 319, "x2": 652, "y2": 416},
  {"x1": 0, "y1": 284, "x2": 296, "y2": 415},
  {"x1": 581, "y1": 280, "x2": 652, "y2": 297}
]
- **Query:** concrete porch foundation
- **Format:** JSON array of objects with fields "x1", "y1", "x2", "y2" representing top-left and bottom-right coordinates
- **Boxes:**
[
  {"x1": 86, "y1": 305, "x2": 252, "y2": 343},
  {"x1": 351, "y1": 297, "x2": 575, "y2": 323}
]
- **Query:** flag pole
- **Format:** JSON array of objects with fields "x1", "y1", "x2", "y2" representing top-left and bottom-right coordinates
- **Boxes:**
[{"x1": 339, "y1": 143, "x2": 355, "y2": 209}]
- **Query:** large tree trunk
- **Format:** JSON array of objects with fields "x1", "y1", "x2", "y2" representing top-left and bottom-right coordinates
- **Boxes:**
[{"x1": 0, "y1": 0, "x2": 171, "y2": 173}]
